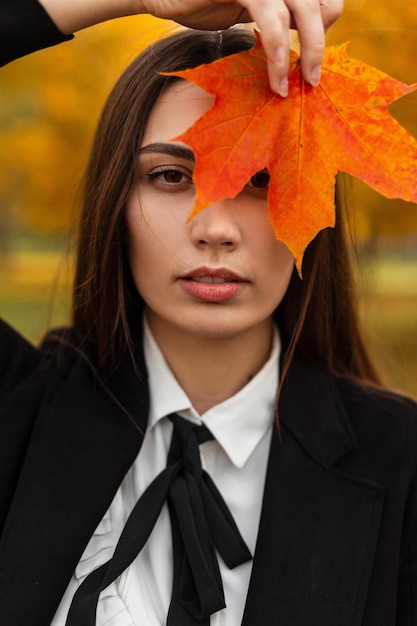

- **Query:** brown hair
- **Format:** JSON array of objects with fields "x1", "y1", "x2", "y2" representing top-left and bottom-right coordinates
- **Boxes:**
[
  {"x1": 275, "y1": 183, "x2": 380, "y2": 384},
  {"x1": 72, "y1": 27, "x2": 380, "y2": 385}
]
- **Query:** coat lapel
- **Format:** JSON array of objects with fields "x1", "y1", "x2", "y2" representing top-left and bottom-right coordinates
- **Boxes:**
[
  {"x1": 0, "y1": 333, "x2": 149, "y2": 625},
  {"x1": 242, "y1": 357, "x2": 386, "y2": 626}
]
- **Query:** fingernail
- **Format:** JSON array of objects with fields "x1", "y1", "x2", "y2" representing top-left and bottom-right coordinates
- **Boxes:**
[
  {"x1": 309, "y1": 65, "x2": 321, "y2": 87},
  {"x1": 278, "y1": 76, "x2": 289, "y2": 98}
]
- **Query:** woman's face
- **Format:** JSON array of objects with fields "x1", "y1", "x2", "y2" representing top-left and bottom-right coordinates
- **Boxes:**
[{"x1": 126, "y1": 80, "x2": 294, "y2": 341}]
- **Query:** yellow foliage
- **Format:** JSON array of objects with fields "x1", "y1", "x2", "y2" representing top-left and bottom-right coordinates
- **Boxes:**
[{"x1": 0, "y1": 15, "x2": 174, "y2": 233}]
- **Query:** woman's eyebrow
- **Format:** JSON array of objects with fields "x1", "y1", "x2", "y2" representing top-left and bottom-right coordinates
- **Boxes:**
[{"x1": 138, "y1": 142, "x2": 195, "y2": 161}]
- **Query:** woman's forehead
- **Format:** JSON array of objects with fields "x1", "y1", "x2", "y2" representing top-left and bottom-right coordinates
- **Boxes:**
[{"x1": 141, "y1": 80, "x2": 214, "y2": 147}]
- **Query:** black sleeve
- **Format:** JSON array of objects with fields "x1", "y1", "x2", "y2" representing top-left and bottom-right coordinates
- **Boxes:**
[
  {"x1": 396, "y1": 466, "x2": 417, "y2": 625},
  {"x1": 0, "y1": 0, "x2": 73, "y2": 66},
  {"x1": 0, "y1": 319, "x2": 41, "y2": 394}
]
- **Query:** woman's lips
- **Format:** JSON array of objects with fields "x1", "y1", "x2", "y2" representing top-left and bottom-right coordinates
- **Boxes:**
[{"x1": 178, "y1": 268, "x2": 247, "y2": 302}]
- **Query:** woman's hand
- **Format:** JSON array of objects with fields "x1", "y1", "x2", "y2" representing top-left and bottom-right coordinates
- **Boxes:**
[
  {"x1": 141, "y1": 0, "x2": 343, "y2": 95},
  {"x1": 40, "y1": 0, "x2": 343, "y2": 96}
]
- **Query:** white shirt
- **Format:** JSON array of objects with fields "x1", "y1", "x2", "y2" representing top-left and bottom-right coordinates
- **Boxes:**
[{"x1": 52, "y1": 321, "x2": 280, "y2": 625}]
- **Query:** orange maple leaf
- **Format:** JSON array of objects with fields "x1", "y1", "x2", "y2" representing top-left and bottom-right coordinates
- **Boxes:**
[{"x1": 168, "y1": 34, "x2": 417, "y2": 271}]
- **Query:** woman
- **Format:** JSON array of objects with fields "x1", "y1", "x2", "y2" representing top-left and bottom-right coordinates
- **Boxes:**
[{"x1": 1, "y1": 1, "x2": 417, "y2": 625}]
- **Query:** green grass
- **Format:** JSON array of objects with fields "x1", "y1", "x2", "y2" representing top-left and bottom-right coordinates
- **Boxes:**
[
  {"x1": 2, "y1": 249, "x2": 417, "y2": 398},
  {"x1": 357, "y1": 255, "x2": 417, "y2": 397},
  {"x1": 0, "y1": 250, "x2": 72, "y2": 344}
]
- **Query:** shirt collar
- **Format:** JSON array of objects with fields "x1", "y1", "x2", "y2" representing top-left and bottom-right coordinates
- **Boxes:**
[{"x1": 143, "y1": 317, "x2": 280, "y2": 469}]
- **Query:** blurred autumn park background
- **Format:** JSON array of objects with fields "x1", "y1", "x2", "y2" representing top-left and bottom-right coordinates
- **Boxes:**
[{"x1": 1, "y1": 1, "x2": 417, "y2": 395}]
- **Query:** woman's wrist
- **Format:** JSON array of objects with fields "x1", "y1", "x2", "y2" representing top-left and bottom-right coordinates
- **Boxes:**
[{"x1": 37, "y1": 0, "x2": 144, "y2": 35}]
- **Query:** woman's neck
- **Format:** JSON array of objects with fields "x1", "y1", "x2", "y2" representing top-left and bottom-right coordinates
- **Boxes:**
[{"x1": 146, "y1": 314, "x2": 274, "y2": 415}]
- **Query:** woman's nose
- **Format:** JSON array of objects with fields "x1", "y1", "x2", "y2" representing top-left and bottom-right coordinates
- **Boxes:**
[{"x1": 189, "y1": 200, "x2": 241, "y2": 251}]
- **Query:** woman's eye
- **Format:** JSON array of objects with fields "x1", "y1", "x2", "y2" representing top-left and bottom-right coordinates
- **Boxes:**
[
  {"x1": 146, "y1": 168, "x2": 193, "y2": 187},
  {"x1": 157, "y1": 170, "x2": 184, "y2": 183},
  {"x1": 248, "y1": 169, "x2": 270, "y2": 189}
]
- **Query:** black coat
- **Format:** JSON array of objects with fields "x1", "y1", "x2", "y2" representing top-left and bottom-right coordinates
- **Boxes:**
[{"x1": 0, "y1": 319, "x2": 417, "y2": 625}]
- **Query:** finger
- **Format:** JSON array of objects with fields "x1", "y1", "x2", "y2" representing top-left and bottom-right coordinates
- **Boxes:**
[
  {"x1": 242, "y1": 0, "x2": 292, "y2": 96},
  {"x1": 319, "y1": 0, "x2": 344, "y2": 30},
  {"x1": 290, "y1": 0, "x2": 325, "y2": 86},
  {"x1": 266, "y1": 29, "x2": 290, "y2": 97}
]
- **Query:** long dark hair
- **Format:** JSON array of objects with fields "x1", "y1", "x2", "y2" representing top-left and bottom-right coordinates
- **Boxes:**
[{"x1": 72, "y1": 27, "x2": 380, "y2": 385}]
